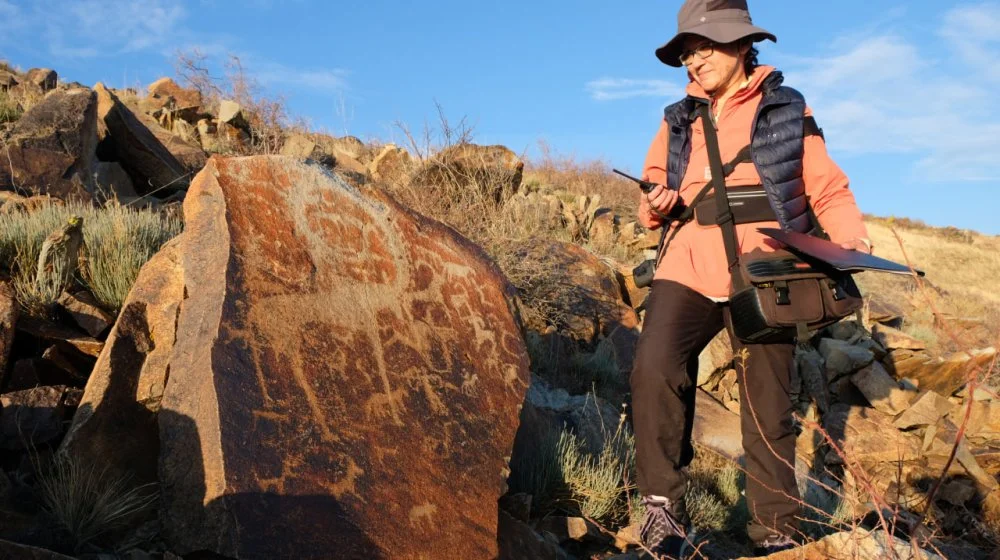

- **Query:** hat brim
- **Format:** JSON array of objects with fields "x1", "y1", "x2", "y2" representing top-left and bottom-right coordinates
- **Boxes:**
[{"x1": 655, "y1": 23, "x2": 776, "y2": 67}]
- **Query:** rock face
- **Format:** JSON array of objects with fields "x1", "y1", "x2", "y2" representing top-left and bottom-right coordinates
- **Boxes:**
[
  {"x1": 94, "y1": 83, "x2": 189, "y2": 194},
  {"x1": 413, "y1": 143, "x2": 524, "y2": 202},
  {"x1": 1, "y1": 88, "x2": 98, "y2": 199},
  {"x1": 59, "y1": 238, "x2": 183, "y2": 484},
  {"x1": 157, "y1": 155, "x2": 529, "y2": 558}
]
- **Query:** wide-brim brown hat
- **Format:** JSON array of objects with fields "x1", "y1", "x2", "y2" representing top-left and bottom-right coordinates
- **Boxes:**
[{"x1": 656, "y1": 0, "x2": 776, "y2": 67}]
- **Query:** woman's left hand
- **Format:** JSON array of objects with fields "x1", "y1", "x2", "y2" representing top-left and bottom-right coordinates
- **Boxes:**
[{"x1": 840, "y1": 238, "x2": 873, "y2": 254}]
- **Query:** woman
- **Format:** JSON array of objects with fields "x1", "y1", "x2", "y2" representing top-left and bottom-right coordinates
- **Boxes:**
[{"x1": 630, "y1": 0, "x2": 871, "y2": 556}]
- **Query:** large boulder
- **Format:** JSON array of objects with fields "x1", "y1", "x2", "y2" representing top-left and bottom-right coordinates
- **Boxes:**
[
  {"x1": 515, "y1": 239, "x2": 637, "y2": 344},
  {"x1": 25, "y1": 68, "x2": 57, "y2": 92},
  {"x1": 412, "y1": 143, "x2": 524, "y2": 202},
  {"x1": 0, "y1": 88, "x2": 98, "y2": 199},
  {"x1": 59, "y1": 238, "x2": 183, "y2": 484},
  {"x1": 146, "y1": 77, "x2": 203, "y2": 121},
  {"x1": 156, "y1": 155, "x2": 529, "y2": 558},
  {"x1": 94, "y1": 83, "x2": 194, "y2": 194}
]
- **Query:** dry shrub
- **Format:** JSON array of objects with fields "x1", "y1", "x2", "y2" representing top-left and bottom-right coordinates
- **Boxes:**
[
  {"x1": 174, "y1": 49, "x2": 302, "y2": 155},
  {"x1": 526, "y1": 140, "x2": 639, "y2": 218},
  {"x1": 556, "y1": 415, "x2": 635, "y2": 524},
  {"x1": 0, "y1": 201, "x2": 181, "y2": 315}
]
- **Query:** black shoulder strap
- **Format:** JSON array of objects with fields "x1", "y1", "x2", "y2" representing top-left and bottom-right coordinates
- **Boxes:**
[
  {"x1": 653, "y1": 142, "x2": 753, "y2": 267},
  {"x1": 700, "y1": 104, "x2": 744, "y2": 289},
  {"x1": 804, "y1": 116, "x2": 824, "y2": 140}
]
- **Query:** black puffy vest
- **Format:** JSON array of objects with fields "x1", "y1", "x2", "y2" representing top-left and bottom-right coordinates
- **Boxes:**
[{"x1": 663, "y1": 71, "x2": 813, "y2": 233}]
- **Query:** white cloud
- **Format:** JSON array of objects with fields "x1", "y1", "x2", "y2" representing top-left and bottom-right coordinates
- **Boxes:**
[
  {"x1": 0, "y1": 0, "x2": 350, "y2": 96},
  {"x1": 585, "y1": 78, "x2": 682, "y2": 101}
]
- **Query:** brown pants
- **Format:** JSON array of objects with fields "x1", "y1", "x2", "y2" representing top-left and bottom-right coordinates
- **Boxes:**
[{"x1": 630, "y1": 280, "x2": 799, "y2": 543}]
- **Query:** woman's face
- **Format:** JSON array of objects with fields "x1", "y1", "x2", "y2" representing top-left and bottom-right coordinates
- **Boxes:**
[{"x1": 680, "y1": 36, "x2": 747, "y2": 94}]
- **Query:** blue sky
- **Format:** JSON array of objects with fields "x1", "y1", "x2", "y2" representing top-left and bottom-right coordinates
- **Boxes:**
[{"x1": 1, "y1": 0, "x2": 998, "y2": 233}]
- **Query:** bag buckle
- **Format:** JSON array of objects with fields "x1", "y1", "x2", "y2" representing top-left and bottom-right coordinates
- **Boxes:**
[
  {"x1": 774, "y1": 280, "x2": 790, "y2": 305},
  {"x1": 828, "y1": 279, "x2": 846, "y2": 301}
]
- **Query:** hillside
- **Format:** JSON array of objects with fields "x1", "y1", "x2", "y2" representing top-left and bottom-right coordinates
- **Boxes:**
[{"x1": 0, "y1": 58, "x2": 998, "y2": 560}]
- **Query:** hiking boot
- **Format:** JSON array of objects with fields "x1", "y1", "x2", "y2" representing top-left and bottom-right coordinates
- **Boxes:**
[
  {"x1": 752, "y1": 534, "x2": 796, "y2": 556},
  {"x1": 639, "y1": 496, "x2": 691, "y2": 558}
]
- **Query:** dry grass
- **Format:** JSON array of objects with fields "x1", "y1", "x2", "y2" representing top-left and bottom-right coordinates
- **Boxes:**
[
  {"x1": 857, "y1": 220, "x2": 1000, "y2": 352},
  {"x1": 0, "y1": 201, "x2": 181, "y2": 315},
  {"x1": 0, "y1": 89, "x2": 22, "y2": 123},
  {"x1": 37, "y1": 454, "x2": 157, "y2": 552},
  {"x1": 525, "y1": 141, "x2": 639, "y2": 218},
  {"x1": 557, "y1": 414, "x2": 635, "y2": 524}
]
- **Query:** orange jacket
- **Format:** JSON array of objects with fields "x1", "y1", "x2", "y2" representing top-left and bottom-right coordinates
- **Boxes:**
[{"x1": 639, "y1": 66, "x2": 868, "y2": 300}]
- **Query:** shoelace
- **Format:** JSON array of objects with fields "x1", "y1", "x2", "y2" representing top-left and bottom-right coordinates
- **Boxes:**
[{"x1": 639, "y1": 499, "x2": 688, "y2": 553}]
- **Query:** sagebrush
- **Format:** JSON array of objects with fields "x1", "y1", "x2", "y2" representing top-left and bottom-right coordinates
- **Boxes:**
[{"x1": 0, "y1": 201, "x2": 181, "y2": 314}]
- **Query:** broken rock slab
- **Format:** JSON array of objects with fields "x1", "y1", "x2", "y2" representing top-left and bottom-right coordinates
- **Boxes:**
[
  {"x1": 893, "y1": 391, "x2": 955, "y2": 430},
  {"x1": 158, "y1": 156, "x2": 530, "y2": 559},
  {"x1": 60, "y1": 238, "x2": 183, "y2": 485},
  {"x1": 1, "y1": 385, "x2": 80, "y2": 450},
  {"x1": 736, "y1": 528, "x2": 944, "y2": 559},
  {"x1": 885, "y1": 347, "x2": 997, "y2": 396},
  {"x1": 851, "y1": 362, "x2": 915, "y2": 416},
  {"x1": 58, "y1": 289, "x2": 114, "y2": 337},
  {"x1": 818, "y1": 338, "x2": 874, "y2": 380},
  {"x1": 0, "y1": 88, "x2": 98, "y2": 200}
]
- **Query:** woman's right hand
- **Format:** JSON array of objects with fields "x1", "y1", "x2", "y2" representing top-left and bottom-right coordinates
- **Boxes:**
[{"x1": 646, "y1": 184, "x2": 679, "y2": 216}]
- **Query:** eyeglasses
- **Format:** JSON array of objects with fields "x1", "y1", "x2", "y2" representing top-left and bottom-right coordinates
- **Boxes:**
[{"x1": 679, "y1": 43, "x2": 714, "y2": 65}]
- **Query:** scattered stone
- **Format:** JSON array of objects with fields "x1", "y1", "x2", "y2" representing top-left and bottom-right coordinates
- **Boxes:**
[
  {"x1": 824, "y1": 320, "x2": 864, "y2": 342},
  {"x1": 589, "y1": 210, "x2": 617, "y2": 246},
  {"x1": 866, "y1": 299, "x2": 905, "y2": 327},
  {"x1": 871, "y1": 324, "x2": 926, "y2": 351},
  {"x1": 94, "y1": 83, "x2": 189, "y2": 194},
  {"x1": 693, "y1": 389, "x2": 743, "y2": 460},
  {"x1": 0, "y1": 385, "x2": 75, "y2": 450},
  {"x1": 851, "y1": 362, "x2": 914, "y2": 416},
  {"x1": 25, "y1": 68, "x2": 57, "y2": 92},
  {"x1": 535, "y1": 516, "x2": 607, "y2": 544},
  {"x1": 698, "y1": 331, "x2": 733, "y2": 386},
  {"x1": 0, "y1": 70, "x2": 17, "y2": 90},
  {"x1": 368, "y1": 143, "x2": 413, "y2": 183},
  {"x1": 736, "y1": 527, "x2": 943, "y2": 560},
  {"x1": 16, "y1": 315, "x2": 104, "y2": 357},
  {"x1": 279, "y1": 134, "x2": 335, "y2": 167},
  {"x1": 823, "y1": 404, "x2": 922, "y2": 465},
  {"x1": 217, "y1": 99, "x2": 246, "y2": 127},
  {"x1": 58, "y1": 289, "x2": 114, "y2": 337},
  {"x1": 146, "y1": 77, "x2": 202, "y2": 120},
  {"x1": 0, "y1": 88, "x2": 98, "y2": 199},
  {"x1": 951, "y1": 400, "x2": 1000, "y2": 444},
  {"x1": 40, "y1": 343, "x2": 93, "y2": 384},
  {"x1": 498, "y1": 493, "x2": 532, "y2": 523},
  {"x1": 613, "y1": 523, "x2": 641, "y2": 552},
  {"x1": 521, "y1": 375, "x2": 621, "y2": 456},
  {"x1": 60, "y1": 238, "x2": 183, "y2": 485},
  {"x1": 93, "y1": 161, "x2": 138, "y2": 201},
  {"x1": 156, "y1": 156, "x2": 529, "y2": 558},
  {"x1": 938, "y1": 479, "x2": 976, "y2": 506},
  {"x1": 818, "y1": 338, "x2": 874, "y2": 380},
  {"x1": 498, "y1": 509, "x2": 570, "y2": 560},
  {"x1": 893, "y1": 391, "x2": 955, "y2": 430},
  {"x1": 884, "y1": 347, "x2": 997, "y2": 397}
]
